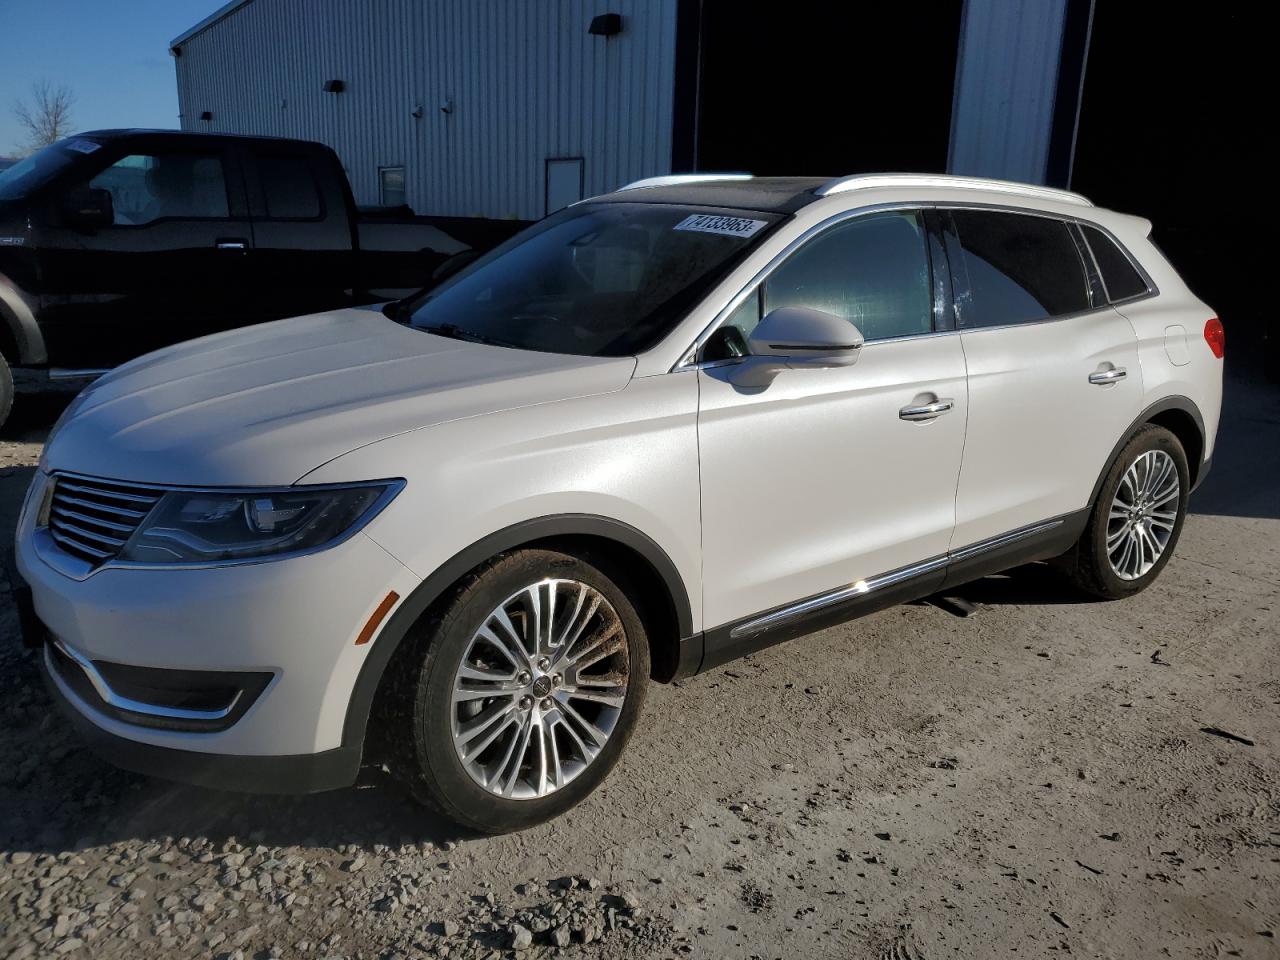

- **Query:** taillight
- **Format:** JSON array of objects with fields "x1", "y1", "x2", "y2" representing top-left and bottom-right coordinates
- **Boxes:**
[{"x1": 1203, "y1": 317, "x2": 1224, "y2": 358}]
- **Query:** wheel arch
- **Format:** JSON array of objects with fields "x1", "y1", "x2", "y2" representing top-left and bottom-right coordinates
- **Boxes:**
[
  {"x1": 0, "y1": 273, "x2": 46, "y2": 365},
  {"x1": 1089, "y1": 395, "x2": 1207, "y2": 508},
  {"x1": 342, "y1": 514, "x2": 699, "y2": 759},
  {"x1": 1144, "y1": 405, "x2": 1204, "y2": 487}
]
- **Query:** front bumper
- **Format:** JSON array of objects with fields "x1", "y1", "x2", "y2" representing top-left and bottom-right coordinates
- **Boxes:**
[
  {"x1": 40, "y1": 653, "x2": 362, "y2": 793},
  {"x1": 16, "y1": 472, "x2": 421, "y2": 770}
]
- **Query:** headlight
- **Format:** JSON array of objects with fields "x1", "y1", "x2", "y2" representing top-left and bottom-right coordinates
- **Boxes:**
[{"x1": 119, "y1": 480, "x2": 403, "y2": 564}]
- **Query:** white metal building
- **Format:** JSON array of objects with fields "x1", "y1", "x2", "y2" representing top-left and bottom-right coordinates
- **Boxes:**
[{"x1": 171, "y1": 0, "x2": 1094, "y2": 220}]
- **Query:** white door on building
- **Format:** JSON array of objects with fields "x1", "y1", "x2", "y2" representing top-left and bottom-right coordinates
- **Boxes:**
[{"x1": 545, "y1": 158, "x2": 584, "y2": 215}]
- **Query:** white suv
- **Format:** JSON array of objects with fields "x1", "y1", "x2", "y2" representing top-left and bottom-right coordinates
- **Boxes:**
[{"x1": 15, "y1": 174, "x2": 1223, "y2": 833}]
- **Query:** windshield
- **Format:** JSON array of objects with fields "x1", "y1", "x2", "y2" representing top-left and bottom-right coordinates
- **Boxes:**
[
  {"x1": 0, "y1": 138, "x2": 100, "y2": 200},
  {"x1": 407, "y1": 203, "x2": 783, "y2": 356}
]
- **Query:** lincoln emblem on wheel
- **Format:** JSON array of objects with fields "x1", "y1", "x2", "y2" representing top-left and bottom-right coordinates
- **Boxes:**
[
  {"x1": 16, "y1": 173, "x2": 1221, "y2": 833},
  {"x1": 450, "y1": 579, "x2": 631, "y2": 801}
]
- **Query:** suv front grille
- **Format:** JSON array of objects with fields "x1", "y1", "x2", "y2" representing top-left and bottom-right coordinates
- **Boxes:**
[{"x1": 46, "y1": 475, "x2": 164, "y2": 566}]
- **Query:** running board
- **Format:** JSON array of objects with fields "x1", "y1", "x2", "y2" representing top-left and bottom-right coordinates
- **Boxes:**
[{"x1": 699, "y1": 513, "x2": 1084, "y2": 673}]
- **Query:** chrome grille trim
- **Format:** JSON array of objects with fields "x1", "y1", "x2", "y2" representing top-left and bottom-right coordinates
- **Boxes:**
[
  {"x1": 49, "y1": 506, "x2": 137, "y2": 534},
  {"x1": 44, "y1": 474, "x2": 165, "y2": 567}
]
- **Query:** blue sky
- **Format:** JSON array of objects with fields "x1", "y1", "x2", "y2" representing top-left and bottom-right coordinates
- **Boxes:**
[{"x1": 0, "y1": 0, "x2": 225, "y2": 156}]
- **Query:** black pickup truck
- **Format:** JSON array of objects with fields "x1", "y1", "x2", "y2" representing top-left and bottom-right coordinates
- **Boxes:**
[{"x1": 0, "y1": 129, "x2": 525, "y2": 427}]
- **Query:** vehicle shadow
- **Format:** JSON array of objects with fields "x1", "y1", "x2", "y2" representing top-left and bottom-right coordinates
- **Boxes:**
[
  {"x1": 1187, "y1": 370, "x2": 1280, "y2": 521},
  {"x1": 918, "y1": 562, "x2": 1092, "y2": 611},
  {"x1": 0, "y1": 645, "x2": 478, "y2": 854}
]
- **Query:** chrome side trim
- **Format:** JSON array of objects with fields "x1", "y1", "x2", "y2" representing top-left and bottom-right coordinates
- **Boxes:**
[
  {"x1": 46, "y1": 638, "x2": 242, "y2": 723},
  {"x1": 674, "y1": 198, "x2": 1157, "y2": 370},
  {"x1": 949, "y1": 518, "x2": 1065, "y2": 563},
  {"x1": 730, "y1": 556, "x2": 949, "y2": 641},
  {"x1": 48, "y1": 368, "x2": 112, "y2": 381},
  {"x1": 728, "y1": 517, "x2": 1069, "y2": 642}
]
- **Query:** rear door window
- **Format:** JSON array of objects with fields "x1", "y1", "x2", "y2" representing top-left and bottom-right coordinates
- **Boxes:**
[
  {"x1": 949, "y1": 210, "x2": 1091, "y2": 327},
  {"x1": 1079, "y1": 224, "x2": 1150, "y2": 302},
  {"x1": 257, "y1": 155, "x2": 323, "y2": 219}
]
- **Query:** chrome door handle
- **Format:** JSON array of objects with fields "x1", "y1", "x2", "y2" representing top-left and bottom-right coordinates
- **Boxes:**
[
  {"x1": 899, "y1": 398, "x2": 954, "y2": 421},
  {"x1": 215, "y1": 239, "x2": 247, "y2": 250},
  {"x1": 1088, "y1": 367, "x2": 1127, "y2": 385}
]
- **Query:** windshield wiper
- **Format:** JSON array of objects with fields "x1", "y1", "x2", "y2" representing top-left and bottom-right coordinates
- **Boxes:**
[{"x1": 417, "y1": 323, "x2": 524, "y2": 350}]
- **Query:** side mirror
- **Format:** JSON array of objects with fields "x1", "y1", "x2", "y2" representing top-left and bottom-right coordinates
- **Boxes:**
[
  {"x1": 61, "y1": 187, "x2": 114, "y2": 229},
  {"x1": 727, "y1": 306, "x2": 863, "y2": 387},
  {"x1": 430, "y1": 248, "x2": 480, "y2": 283}
]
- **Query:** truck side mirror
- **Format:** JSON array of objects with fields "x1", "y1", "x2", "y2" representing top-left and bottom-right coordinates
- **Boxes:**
[{"x1": 61, "y1": 187, "x2": 114, "y2": 229}]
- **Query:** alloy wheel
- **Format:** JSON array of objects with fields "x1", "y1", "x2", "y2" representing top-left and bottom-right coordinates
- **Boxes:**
[
  {"x1": 450, "y1": 578, "x2": 630, "y2": 799},
  {"x1": 1106, "y1": 449, "x2": 1180, "y2": 581}
]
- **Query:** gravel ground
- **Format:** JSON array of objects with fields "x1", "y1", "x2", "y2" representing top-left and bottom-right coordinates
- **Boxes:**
[{"x1": 1, "y1": 373, "x2": 1277, "y2": 960}]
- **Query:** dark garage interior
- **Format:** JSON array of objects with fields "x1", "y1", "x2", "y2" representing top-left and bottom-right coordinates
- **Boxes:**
[
  {"x1": 680, "y1": 0, "x2": 964, "y2": 178},
  {"x1": 1072, "y1": 6, "x2": 1267, "y2": 368}
]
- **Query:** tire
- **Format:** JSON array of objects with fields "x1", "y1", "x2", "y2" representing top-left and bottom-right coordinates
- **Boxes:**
[
  {"x1": 1064, "y1": 424, "x2": 1190, "y2": 599},
  {"x1": 0, "y1": 350, "x2": 13, "y2": 432},
  {"x1": 379, "y1": 548, "x2": 650, "y2": 834}
]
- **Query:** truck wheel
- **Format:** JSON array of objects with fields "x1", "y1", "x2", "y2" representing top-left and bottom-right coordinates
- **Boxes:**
[
  {"x1": 380, "y1": 549, "x2": 649, "y2": 833},
  {"x1": 0, "y1": 351, "x2": 14, "y2": 431}
]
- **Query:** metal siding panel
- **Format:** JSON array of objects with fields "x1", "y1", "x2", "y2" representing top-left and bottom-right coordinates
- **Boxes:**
[
  {"x1": 173, "y1": 0, "x2": 677, "y2": 217},
  {"x1": 949, "y1": 0, "x2": 1066, "y2": 184}
]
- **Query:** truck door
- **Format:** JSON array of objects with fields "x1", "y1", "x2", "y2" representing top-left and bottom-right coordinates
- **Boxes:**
[
  {"x1": 240, "y1": 144, "x2": 356, "y2": 322},
  {"x1": 33, "y1": 139, "x2": 253, "y2": 368}
]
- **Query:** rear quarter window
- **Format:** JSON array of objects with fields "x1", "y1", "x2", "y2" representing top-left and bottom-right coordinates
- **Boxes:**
[
  {"x1": 950, "y1": 210, "x2": 1092, "y2": 328},
  {"x1": 1080, "y1": 224, "x2": 1150, "y2": 302}
]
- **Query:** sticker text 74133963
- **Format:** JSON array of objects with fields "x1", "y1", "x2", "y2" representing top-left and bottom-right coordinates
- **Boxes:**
[{"x1": 673, "y1": 214, "x2": 768, "y2": 239}]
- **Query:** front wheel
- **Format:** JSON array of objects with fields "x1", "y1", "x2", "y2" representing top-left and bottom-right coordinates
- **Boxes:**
[
  {"x1": 1065, "y1": 424, "x2": 1190, "y2": 599},
  {"x1": 0, "y1": 350, "x2": 13, "y2": 431},
  {"x1": 381, "y1": 549, "x2": 649, "y2": 833}
]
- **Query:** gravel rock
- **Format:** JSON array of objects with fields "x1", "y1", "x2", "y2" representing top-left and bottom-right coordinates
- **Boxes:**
[{"x1": 509, "y1": 923, "x2": 533, "y2": 949}]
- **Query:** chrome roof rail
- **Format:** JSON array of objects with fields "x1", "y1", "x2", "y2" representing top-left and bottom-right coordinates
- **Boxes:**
[
  {"x1": 815, "y1": 173, "x2": 1093, "y2": 207},
  {"x1": 616, "y1": 173, "x2": 753, "y2": 192}
]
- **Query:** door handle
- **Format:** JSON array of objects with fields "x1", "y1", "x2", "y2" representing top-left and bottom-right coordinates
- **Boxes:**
[
  {"x1": 1088, "y1": 366, "x2": 1127, "y2": 385},
  {"x1": 899, "y1": 398, "x2": 954, "y2": 422},
  {"x1": 215, "y1": 239, "x2": 248, "y2": 250}
]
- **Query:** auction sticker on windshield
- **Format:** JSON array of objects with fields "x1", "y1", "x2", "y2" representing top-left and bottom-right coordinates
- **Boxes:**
[{"x1": 674, "y1": 214, "x2": 768, "y2": 238}]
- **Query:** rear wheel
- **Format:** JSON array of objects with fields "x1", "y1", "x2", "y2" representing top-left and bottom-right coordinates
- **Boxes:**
[
  {"x1": 1065, "y1": 424, "x2": 1189, "y2": 599},
  {"x1": 380, "y1": 548, "x2": 649, "y2": 833}
]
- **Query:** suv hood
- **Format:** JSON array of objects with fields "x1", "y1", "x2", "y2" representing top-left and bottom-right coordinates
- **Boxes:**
[{"x1": 45, "y1": 307, "x2": 637, "y2": 486}]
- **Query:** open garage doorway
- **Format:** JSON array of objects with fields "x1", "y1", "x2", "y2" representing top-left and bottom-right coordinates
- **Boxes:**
[
  {"x1": 681, "y1": 1, "x2": 964, "y2": 178},
  {"x1": 1071, "y1": 7, "x2": 1269, "y2": 369}
]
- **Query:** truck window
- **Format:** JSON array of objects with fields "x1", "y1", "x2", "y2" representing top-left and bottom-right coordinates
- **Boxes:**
[
  {"x1": 258, "y1": 155, "x2": 323, "y2": 219},
  {"x1": 88, "y1": 153, "x2": 230, "y2": 226}
]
